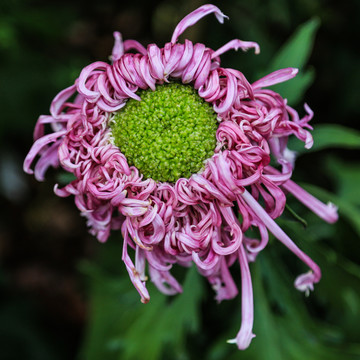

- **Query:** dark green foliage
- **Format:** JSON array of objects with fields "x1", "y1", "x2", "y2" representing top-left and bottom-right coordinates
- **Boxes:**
[{"x1": 78, "y1": 241, "x2": 204, "y2": 360}]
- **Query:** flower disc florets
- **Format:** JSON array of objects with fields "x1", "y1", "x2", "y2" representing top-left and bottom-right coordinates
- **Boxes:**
[
  {"x1": 111, "y1": 83, "x2": 218, "y2": 182},
  {"x1": 24, "y1": 4, "x2": 338, "y2": 352}
]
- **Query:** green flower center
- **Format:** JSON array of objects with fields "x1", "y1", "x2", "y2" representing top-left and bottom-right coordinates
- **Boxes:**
[{"x1": 111, "y1": 82, "x2": 218, "y2": 182}]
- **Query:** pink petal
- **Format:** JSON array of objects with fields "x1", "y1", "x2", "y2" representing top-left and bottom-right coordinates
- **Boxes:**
[
  {"x1": 171, "y1": 4, "x2": 228, "y2": 44},
  {"x1": 211, "y1": 39, "x2": 260, "y2": 59},
  {"x1": 252, "y1": 68, "x2": 298, "y2": 89},
  {"x1": 23, "y1": 130, "x2": 67, "y2": 176},
  {"x1": 111, "y1": 31, "x2": 124, "y2": 62},
  {"x1": 266, "y1": 166, "x2": 339, "y2": 223},
  {"x1": 227, "y1": 244, "x2": 255, "y2": 349},
  {"x1": 241, "y1": 189, "x2": 322, "y2": 293}
]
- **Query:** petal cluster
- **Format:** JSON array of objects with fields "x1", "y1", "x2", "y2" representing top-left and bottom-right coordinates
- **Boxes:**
[{"x1": 24, "y1": 4, "x2": 338, "y2": 350}]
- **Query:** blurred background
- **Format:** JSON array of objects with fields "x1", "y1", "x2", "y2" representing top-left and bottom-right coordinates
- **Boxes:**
[{"x1": 0, "y1": 0, "x2": 360, "y2": 359}]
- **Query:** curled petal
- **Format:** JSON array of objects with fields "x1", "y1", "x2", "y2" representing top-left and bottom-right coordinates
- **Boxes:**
[
  {"x1": 139, "y1": 55, "x2": 156, "y2": 90},
  {"x1": 111, "y1": 31, "x2": 124, "y2": 61},
  {"x1": 189, "y1": 174, "x2": 233, "y2": 205},
  {"x1": 122, "y1": 222, "x2": 150, "y2": 303},
  {"x1": 211, "y1": 39, "x2": 260, "y2": 59},
  {"x1": 241, "y1": 189, "x2": 322, "y2": 290},
  {"x1": 192, "y1": 249, "x2": 220, "y2": 270},
  {"x1": 77, "y1": 61, "x2": 108, "y2": 101},
  {"x1": 148, "y1": 44, "x2": 165, "y2": 80},
  {"x1": 54, "y1": 182, "x2": 78, "y2": 197},
  {"x1": 149, "y1": 266, "x2": 183, "y2": 295},
  {"x1": 163, "y1": 43, "x2": 184, "y2": 76},
  {"x1": 213, "y1": 69, "x2": 238, "y2": 114},
  {"x1": 146, "y1": 249, "x2": 172, "y2": 272},
  {"x1": 113, "y1": 71, "x2": 141, "y2": 100},
  {"x1": 198, "y1": 68, "x2": 220, "y2": 99},
  {"x1": 227, "y1": 245, "x2": 255, "y2": 349},
  {"x1": 182, "y1": 43, "x2": 205, "y2": 83},
  {"x1": 135, "y1": 247, "x2": 147, "y2": 281},
  {"x1": 33, "y1": 140, "x2": 62, "y2": 181},
  {"x1": 294, "y1": 271, "x2": 320, "y2": 295},
  {"x1": 24, "y1": 130, "x2": 67, "y2": 177},
  {"x1": 137, "y1": 213, "x2": 165, "y2": 246},
  {"x1": 212, "y1": 257, "x2": 239, "y2": 302},
  {"x1": 50, "y1": 84, "x2": 77, "y2": 118},
  {"x1": 124, "y1": 39, "x2": 147, "y2": 55},
  {"x1": 244, "y1": 222, "x2": 269, "y2": 256},
  {"x1": 194, "y1": 50, "x2": 212, "y2": 89},
  {"x1": 138, "y1": 203, "x2": 158, "y2": 227},
  {"x1": 118, "y1": 198, "x2": 150, "y2": 217},
  {"x1": 171, "y1": 4, "x2": 228, "y2": 44},
  {"x1": 266, "y1": 166, "x2": 339, "y2": 223},
  {"x1": 177, "y1": 232, "x2": 200, "y2": 251},
  {"x1": 171, "y1": 40, "x2": 194, "y2": 77},
  {"x1": 252, "y1": 68, "x2": 298, "y2": 89}
]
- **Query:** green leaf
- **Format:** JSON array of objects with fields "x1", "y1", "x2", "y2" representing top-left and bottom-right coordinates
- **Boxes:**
[
  {"x1": 269, "y1": 18, "x2": 320, "y2": 73},
  {"x1": 207, "y1": 207, "x2": 360, "y2": 360},
  {"x1": 278, "y1": 218, "x2": 360, "y2": 347},
  {"x1": 221, "y1": 250, "x2": 360, "y2": 360},
  {"x1": 288, "y1": 124, "x2": 360, "y2": 154},
  {"x1": 325, "y1": 157, "x2": 360, "y2": 206},
  {"x1": 299, "y1": 183, "x2": 360, "y2": 238},
  {"x1": 259, "y1": 18, "x2": 320, "y2": 104},
  {"x1": 78, "y1": 260, "x2": 139, "y2": 360},
  {"x1": 121, "y1": 265, "x2": 204, "y2": 360},
  {"x1": 78, "y1": 240, "x2": 204, "y2": 360}
]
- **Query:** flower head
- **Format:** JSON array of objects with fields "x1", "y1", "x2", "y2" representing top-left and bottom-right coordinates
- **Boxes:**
[{"x1": 24, "y1": 4, "x2": 338, "y2": 350}]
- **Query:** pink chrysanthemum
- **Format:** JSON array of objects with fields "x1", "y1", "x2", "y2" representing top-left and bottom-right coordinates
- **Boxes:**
[{"x1": 24, "y1": 4, "x2": 338, "y2": 350}]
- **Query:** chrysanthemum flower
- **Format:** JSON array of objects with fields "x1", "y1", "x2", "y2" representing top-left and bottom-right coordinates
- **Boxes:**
[{"x1": 24, "y1": 4, "x2": 338, "y2": 350}]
